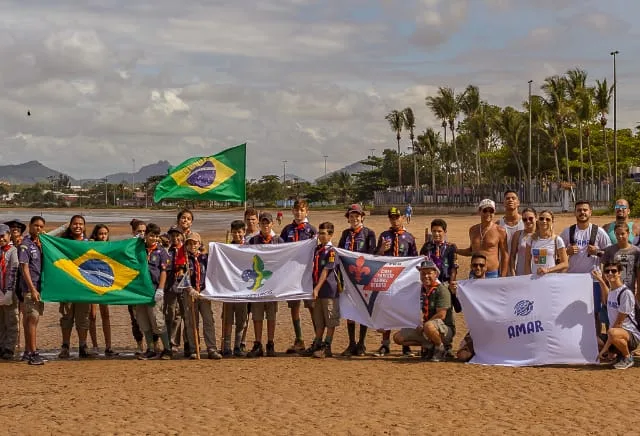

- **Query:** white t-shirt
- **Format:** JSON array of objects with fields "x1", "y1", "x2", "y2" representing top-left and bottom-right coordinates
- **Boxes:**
[
  {"x1": 499, "y1": 217, "x2": 525, "y2": 256},
  {"x1": 607, "y1": 285, "x2": 640, "y2": 341},
  {"x1": 559, "y1": 224, "x2": 611, "y2": 276},
  {"x1": 529, "y1": 236, "x2": 565, "y2": 271}
]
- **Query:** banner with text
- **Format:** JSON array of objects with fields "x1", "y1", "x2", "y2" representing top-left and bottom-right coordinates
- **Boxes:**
[
  {"x1": 336, "y1": 248, "x2": 423, "y2": 330},
  {"x1": 203, "y1": 239, "x2": 315, "y2": 302},
  {"x1": 457, "y1": 273, "x2": 598, "y2": 366}
]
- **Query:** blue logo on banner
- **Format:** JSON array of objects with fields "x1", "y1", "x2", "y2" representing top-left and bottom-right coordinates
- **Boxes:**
[{"x1": 514, "y1": 300, "x2": 534, "y2": 316}]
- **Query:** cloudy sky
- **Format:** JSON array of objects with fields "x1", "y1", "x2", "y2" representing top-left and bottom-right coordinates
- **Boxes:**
[{"x1": 0, "y1": 0, "x2": 638, "y2": 181}]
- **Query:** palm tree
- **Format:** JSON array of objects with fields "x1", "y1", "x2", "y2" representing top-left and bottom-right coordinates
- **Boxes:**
[
  {"x1": 460, "y1": 85, "x2": 481, "y2": 185},
  {"x1": 594, "y1": 78, "x2": 613, "y2": 181},
  {"x1": 385, "y1": 110, "x2": 405, "y2": 188},
  {"x1": 402, "y1": 107, "x2": 418, "y2": 190},
  {"x1": 565, "y1": 68, "x2": 588, "y2": 183},
  {"x1": 330, "y1": 171, "x2": 353, "y2": 204},
  {"x1": 577, "y1": 87, "x2": 596, "y2": 182},
  {"x1": 493, "y1": 107, "x2": 527, "y2": 180},
  {"x1": 541, "y1": 75, "x2": 571, "y2": 182},
  {"x1": 416, "y1": 128, "x2": 441, "y2": 197}
]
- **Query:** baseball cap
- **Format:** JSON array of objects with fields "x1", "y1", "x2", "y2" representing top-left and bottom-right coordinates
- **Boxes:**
[
  {"x1": 4, "y1": 219, "x2": 26, "y2": 233},
  {"x1": 186, "y1": 232, "x2": 202, "y2": 243},
  {"x1": 259, "y1": 212, "x2": 273, "y2": 223},
  {"x1": 478, "y1": 199, "x2": 496, "y2": 210},
  {"x1": 345, "y1": 204, "x2": 365, "y2": 217},
  {"x1": 388, "y1": 207, "x2": 401, "y2": 217},
  {"x1": 167, "y1": 225, "x2": 183, "y2": 235},
  {"x1": 0, "y1": 224, "x2": 10, "y2": 235},
  {"x1": 416, "y1": 259, "x2": 441, "y2": 276}
]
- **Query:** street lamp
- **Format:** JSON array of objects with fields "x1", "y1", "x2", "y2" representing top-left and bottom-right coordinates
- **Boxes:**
[
  {"x1": 132, "y1": 158, "x2": 136, "y2": 201},
  {"x1": 528, "y1": 80, "x2": 533, "y2": 202},
  {"x1": 610, "y1": 50, "x2": 619, "y2": 191},
  {"x1": 282, "y1": 160, "x2": 287, "y2": 185},
  {"x1": 323, "y1": 155, "x2": 328, "y2": 176}
]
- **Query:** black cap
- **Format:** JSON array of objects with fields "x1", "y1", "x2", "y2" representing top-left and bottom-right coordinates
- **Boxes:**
[
  {"x1": 167, "y1": 225, "x2": 183, "y2": 235},
  {"x1": 259, "y1": 212, "x2": 273, "y2": 223},
  {"x1": 4, "y1": 219, "x2": 26, "y2": 234}
]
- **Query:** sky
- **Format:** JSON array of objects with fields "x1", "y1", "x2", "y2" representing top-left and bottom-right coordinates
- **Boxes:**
[{"x1": 1, "y1": 0, "x2": 639, "y2": 181}]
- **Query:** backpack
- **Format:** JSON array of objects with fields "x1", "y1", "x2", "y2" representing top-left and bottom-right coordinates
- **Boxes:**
[
  {"x1": 616, "y1": 286, "x2": 640, "y2": 331},
  {"x1": 569, "y1": 224, "x2": 598, "y2": 246}
]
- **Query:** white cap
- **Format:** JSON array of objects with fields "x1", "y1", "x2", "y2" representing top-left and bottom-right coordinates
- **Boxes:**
[{"x1": 478, "y1": 199, "x2": 496, "y2": 210}]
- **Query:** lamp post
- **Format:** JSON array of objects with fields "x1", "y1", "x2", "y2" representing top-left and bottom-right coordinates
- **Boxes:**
[
  {"x1": 132, "y1": 158, "x2": 136, "y2": 202},
  {"x1": 528, "y1": 80, "x2": 533, "y2": 202},
  {"x1": 282, "y1": 160, "x2": 287, "y2": 185},
  {"x1": 610, "y1": 50, "x2": 619, "y2": 191},
  {"x1": 323, "y1": 155, "x2": 328, "y2": 176}
]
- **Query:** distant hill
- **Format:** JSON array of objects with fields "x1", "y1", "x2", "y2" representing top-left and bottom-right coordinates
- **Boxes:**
[
  {"x1": 315, "y1": 160, "x2": 371, "y2": 183},
  {"x1": 0, "y1": 160, "x2": 77, "y2": 185},
  {"x1": 80, "y1": 161, "x2": 171, "y2": 184}
]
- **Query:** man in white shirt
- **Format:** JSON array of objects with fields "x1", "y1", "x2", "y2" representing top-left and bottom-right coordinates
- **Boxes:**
[{"x1": 497, "y1": 190, "x2": 524, "y2": 257}]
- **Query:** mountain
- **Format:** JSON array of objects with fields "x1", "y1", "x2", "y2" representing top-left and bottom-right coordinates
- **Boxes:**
[
  {"x1": 0, "y1": 160, "x2": 77, "y2": 185},
  {"x1": 80, "y1": 161, "x2": 171, "y2": 184},
  {"x1": 315, "y1": 160, "x2": 371, "y2": 183}
]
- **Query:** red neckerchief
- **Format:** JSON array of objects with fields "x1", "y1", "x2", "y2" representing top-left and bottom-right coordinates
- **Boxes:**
[
  {"x1": 293, "y1": 221, "x2": 306, "y2": 242},
  {"x1": 146, "y1": 243, "x2": 158, "y2": 261},
  {"x1": 258, "y1": 233, "x2": 272, "y2": 244},
  {"x1": 349, "y1": 226, "x2": 363, "y2": 251},
  {"x1": 313, "y1": 245, "x2": 327, "y2": 283},
  {"x1": 0, "y1": 245, "x2": 11, "y2": 290},
  {"x1": 193, "y1": 255, "x2": 201, "y2": 290},
  {"x1": 422, "y1": 283, "x2": 438, "y2": 323},
  {"x1": 173, "y1": 244, "x2": 186, "y2": 270},
  {"x1": 391, "y1": 227, "x2": 405, "y2": 256}
]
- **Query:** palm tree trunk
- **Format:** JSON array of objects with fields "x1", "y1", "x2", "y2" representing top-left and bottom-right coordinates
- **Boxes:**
[
  {"x1": 451, "y1": 126, "x2": 461, "y2": 201},
  {"x1": 603, "y1": 126, "x2": 612, "y2": 181},
  {"x1": 562, "y1": 127, "x2": 570, "y2": 182},
  {"x1": 553, "y1": 146, "x2": 561, "y2": 181},
  {"x1": 476, "y1": 138, "x2": 481, "y2": 186},
  {"x1": 396, "y1": 136, "x2": 402, "y2": 188},
  {"x1": 431, "y1": 154, "x2": 436, "y2": 201},
  {"x1": 578, "y1": 122, "x2": 584, "y2": 184}
]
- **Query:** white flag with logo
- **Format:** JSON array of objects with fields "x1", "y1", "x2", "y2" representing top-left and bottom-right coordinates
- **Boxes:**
[
  {"x1": 336, "y1": 248, "x2": 422, "y2": 330},
  {"x1": 457, "y1": 273, "x2": 598, "y2": 366},
  {"x1": 203, "y1": 239, "x2": 315, "y2": 302}
]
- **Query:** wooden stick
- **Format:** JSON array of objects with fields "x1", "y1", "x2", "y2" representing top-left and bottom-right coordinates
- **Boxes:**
[
  {"x1": 16, "y1": 303, "x2": 22, "y2": 351},
  {"x1": 190, "y1": 295, "x2": 200, "y2": 360}
]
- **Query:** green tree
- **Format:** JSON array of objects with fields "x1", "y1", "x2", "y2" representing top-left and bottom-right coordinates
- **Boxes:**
[
  {"x1": 385, "y1": 110, "x2": 405, "y2": 188},
  {"x1": 594, "y1": 78, "x2": 613, "y2": 181}
]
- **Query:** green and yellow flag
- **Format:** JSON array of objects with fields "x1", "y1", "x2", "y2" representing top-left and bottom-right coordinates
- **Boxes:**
[
  {"x1": 40, "y1": 234, "x2": 154, "y2": 305},
  {"x1": 153, "y1": 143, "x2": 246, "y2": 203}
]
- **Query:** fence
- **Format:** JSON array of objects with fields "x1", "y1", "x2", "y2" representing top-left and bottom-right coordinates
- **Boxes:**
[{"x1": 374, "y1": 179, "x2": 613, "y2": 213}]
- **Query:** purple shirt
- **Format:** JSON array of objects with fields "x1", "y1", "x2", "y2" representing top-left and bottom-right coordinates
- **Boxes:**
[
  {"x1": 337, "y1": 226, "x2": 377, "y2": 254},
  {"x1": 376, "y1": 229, "x2": 418, "y2": 257},
  {"x1": 314, "y1": 244, "x2": 339, "y2": 299},
  {"x1": 1, "y1": 246, "x2": 19, "y2": 292},
  {"x1": 147, "y1": 246, "x2": 170, "y2": 287},
  {"x1": 18, "y1": 235, "x2": 41, "y2": 293}
]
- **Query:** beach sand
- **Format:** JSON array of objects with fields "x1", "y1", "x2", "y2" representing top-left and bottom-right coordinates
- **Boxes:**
[{"x1": 3, "y1": 208, "x2": 637, "y2": 435}]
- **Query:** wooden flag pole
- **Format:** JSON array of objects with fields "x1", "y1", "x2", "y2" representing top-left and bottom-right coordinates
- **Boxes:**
[{"x1": 190, "y1": 295, "x2": 201, "y2": 360}]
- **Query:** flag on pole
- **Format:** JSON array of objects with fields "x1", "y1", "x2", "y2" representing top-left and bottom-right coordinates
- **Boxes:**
[
  {"x1": 39, "y1": 234, "x2": 155, "y2": 305},
  {"x1": 153, "y1": 143, "x2": 246, "y2": 203}
]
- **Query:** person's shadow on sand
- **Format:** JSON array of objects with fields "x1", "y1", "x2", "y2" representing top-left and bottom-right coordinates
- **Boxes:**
[{"x1": 555, "y1": 300, "x2": 598, "y2": 362}]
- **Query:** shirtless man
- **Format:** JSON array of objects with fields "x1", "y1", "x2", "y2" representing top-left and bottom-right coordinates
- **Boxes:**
[
  {"x1": 497, "y1": 190, "x2": 524, "y2": 257},
  {"x1": 458, "y1": 199, "x2": 509, "y2": 278}
]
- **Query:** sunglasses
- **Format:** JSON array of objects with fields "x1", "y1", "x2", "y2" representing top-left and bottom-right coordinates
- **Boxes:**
[
  {"x1": 538, "y1": 217, "x2": 552, "y2": 222},
  {"x1": 481, "y1": 208, "x2": 495, "y2": 214},
  {"x1": 471, "y1": 263, "x2": 486, "y2": 268},
  {"x1": 523, "y1": 217, "x2": 535, "y2": 222},
  {"x1": 615, "y1": 205, "x2": 628, "y2": 210},
  {"x1": 604, "y1": 269, "x2": 618, "y2": 275}
]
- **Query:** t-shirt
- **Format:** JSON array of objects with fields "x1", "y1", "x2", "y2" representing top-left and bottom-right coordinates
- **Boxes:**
[
  {"x1": 376, "y1": 229, "x2": 418, "y2": 257},
  {"x1": 313, "y1": 243, "x2": 339, "y2": 298},
  {"x1": 499, "y1": 217, "x2": 525, "y2": 256},
  {"x1": 18, "y1": 235, "x2": 41, "y2": 294},
  {"x1": 530, "y1": 236, "x2": 565, "y2": 271},
  {"x1": 280, "y1": 220, "x2": 317, "y2": 242},
  {"x1": 607, "y1": 285, "x2": 640, "y2": 341},
  {"x1": 147, "y1": 246, "x2": 170, "y2": 287},
  {"x1": 602, "y1": 245, "x2": 640, "y2": 290},
  {"x1": 420, "y1": 283, "x2": 455, "y2": 335},
  {"x1": 187, "y1": 253, "x2": 208, "y2": 292},
  {"x1": 560, "y1": 224, "x2": 611, "y2": 276},
  {"x1": 514, "y1": 232, "x2": 533, "y2": 276},
  {"x1": 405, "y1": 205, "x2": 412, "y2": 216},
  {"x1": 337, "y1": 226, "x2": 376, "y2": 254},
  {"x1": 419, "y1": 241, "x2": 457, "y2": 283}
]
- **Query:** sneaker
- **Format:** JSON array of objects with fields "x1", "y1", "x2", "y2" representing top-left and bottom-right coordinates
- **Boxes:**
[
  {"x1": 79, "y1": 345, "x2": 96, "y2": 359},
  {"x1": 341, "y1": 343, "x2": 357, "y2": 357},
  {"x1": 58, "y1": 346, "x2": 70, "y2": 359},
  {"x1": 208, "y1": 349, "x2": 222, "y2": 360},
  {"x1": 402, "y1": 345, "x2": 415, "y2": 357},
  {"x1": 137, "y1": 349, "x2": 158, "y2": 360},
  {"x1": 28, "y1": 352, "x2": 45, "y2": 366},
  {"x1": 312, "y1": 343, "x2": 326, "y2": 358},
  {"x1": 92, "y1": 346, "x2": 100, "y2": 355},
  {"x1": 430, "y1": 346, "x2": 446, "y2": 362},
  {"x1": 189, "y1": 353, "x2": 198, "y2": 360},
  {"x1": 233, "y1": 347, "x2": 247, "y2": 358},
  {"x1": 421, "y1": 347, "x2": 434, "y2": 360},
  {"x1": 247, "y1": 342, "x2": 264, "y2": 358},
  {"x1": 20, "y1": 351, "x2": 29, "y2": 362},
  {"x1": 222, "y1": 348, "x2": 233, "y2": 358},
  {"x1": 374, "y1": 344, "x2": 390, "y2": 357},
  {"x1": 614, "y1": 356, "x2": 634, "y2": 370},
  {"x1": 286, "y1": 339, "x2": 306, "y2": 354},
  {"x1": 444, "y1": 345, "x2": 455, "y2": 361},
  {"x1": 324, "y1": 343, "x2": 333, "y2": 358},
  {"x1": 135, "y1": 341, "x2": 144, "y2": 355},
  {"x1": 104, "y1": 348, "x2": 119, "y2": 357},
  {"x1": 354, "y1": 342, "x2": 367, "y2": 356},
  {"x1": 240, "y1": 343, "x2": 247, "y2": 353},
  {"x1": 300, "y1": 341, "x2": 321, "y2": 357},
  {"x1": 266, "y1": 341, "x2": 276, "y2": 357},
  {"x1": 160, "y1": 349, "x2": 173, "y2": 360},
  {"x1": 154, "y1": 340, "x2": 162, "y2": 353}
]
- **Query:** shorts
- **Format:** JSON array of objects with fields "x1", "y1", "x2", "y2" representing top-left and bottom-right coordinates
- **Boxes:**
[
  {"x1": 59, "y1": 303, "x2": 91, "y2": 330},
  {"x1": 223, "y1": 302, "x2": 248, "y2": 325},
  {"x1": 399, "y1": 319, "x2": 454, "y2": 347},
  {"x1": 23, "y1": 292, "x2": 44, "y2": 318},
  {"x1": 287, "y1": 299, "x2": 314, "y2": 310},
  {"x1": 136, "y1": 303, "x2": 166, "y2": 335},
  {"x1": 593, "y1": 281, "x2": 602, "y2": 311},
  {"x1": 311, "y1": 298, "x2": 340, "y2": 329},
  {"x1": 251, "y1": 302, "x2": 278, "y2": 321}
]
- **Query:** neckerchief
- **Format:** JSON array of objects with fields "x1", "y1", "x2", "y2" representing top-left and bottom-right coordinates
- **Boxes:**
[
  {"x1": 391, "y1": 228, "x2": 405, "y2": 256},
  {"x1": 0, "y1": 245, "x2": 11, "y2": 290},
  {"x1": 293, "y1": 221, "x2": 306, "y2": 242},
  {"x1": 173, "y1": 245, "x2": 186, "y2": 270},
  {"x1": 146, "y1": 243, "x2": 158, "y2": 261},
  {"x1": 193, "y1": 255, "x2": 201, "y2": 290},
  {"x1": 421, "y1": 283, "x2": 438, "y2": 323},
  {"x1": 258, "y1": 233, "x2": 273, "y2": 244},
  {"x1": 313, "y1": 245, "x2": 326, "y2": 284},
  {"x1": 349, "y1": 226, "x2": 363, "y2": 251},
  {"x1": 431, "y1": 241, "x2": 448, "y2": 272},
  {"x1": 31, "y1": 235, "x2": 42, "y2": 251}
]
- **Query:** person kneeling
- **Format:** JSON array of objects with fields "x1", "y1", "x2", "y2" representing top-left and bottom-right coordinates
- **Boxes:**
[
  {"x1": 393, "y1": 260, "x2": 455, "y2": 361},
  {"x1": 593, "y1": 261, "x2": 640, "y2": 370}
]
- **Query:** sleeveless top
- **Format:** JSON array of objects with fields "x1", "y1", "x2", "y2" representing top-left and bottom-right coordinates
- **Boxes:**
[
  {"x1": 515, "y1": 231, "x2": 533, "y2": 276},
  {"x1": 606, "y1": 221, "x2": 635, "y2": 244},
  {"x1": 499, "y1": 217, "x2": 525, "y2": 255}
]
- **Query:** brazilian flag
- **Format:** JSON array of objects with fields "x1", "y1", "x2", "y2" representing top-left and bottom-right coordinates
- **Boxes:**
[
  {"x1": 153, "y1": 143, "x2": 246, "y2": 203},
  {"x1": 40, "y1": 234, "x2": 154, "y2": 305}
]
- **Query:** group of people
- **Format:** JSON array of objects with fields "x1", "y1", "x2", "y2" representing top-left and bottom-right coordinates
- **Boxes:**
[{"x1": 0, "y1": 192, "x2": 638, "y2": 369}]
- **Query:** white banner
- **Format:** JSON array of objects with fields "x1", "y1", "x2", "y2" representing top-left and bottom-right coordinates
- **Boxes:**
[
  {"x1": 458, "y1": 273, "x2": 598, "y2": 366},
  {"x1": 336, "y1": 248, "x2": 423, "y2": 330},
  {"x1": 203, "y1": 239, "x2": 315, "y2": 302}
]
